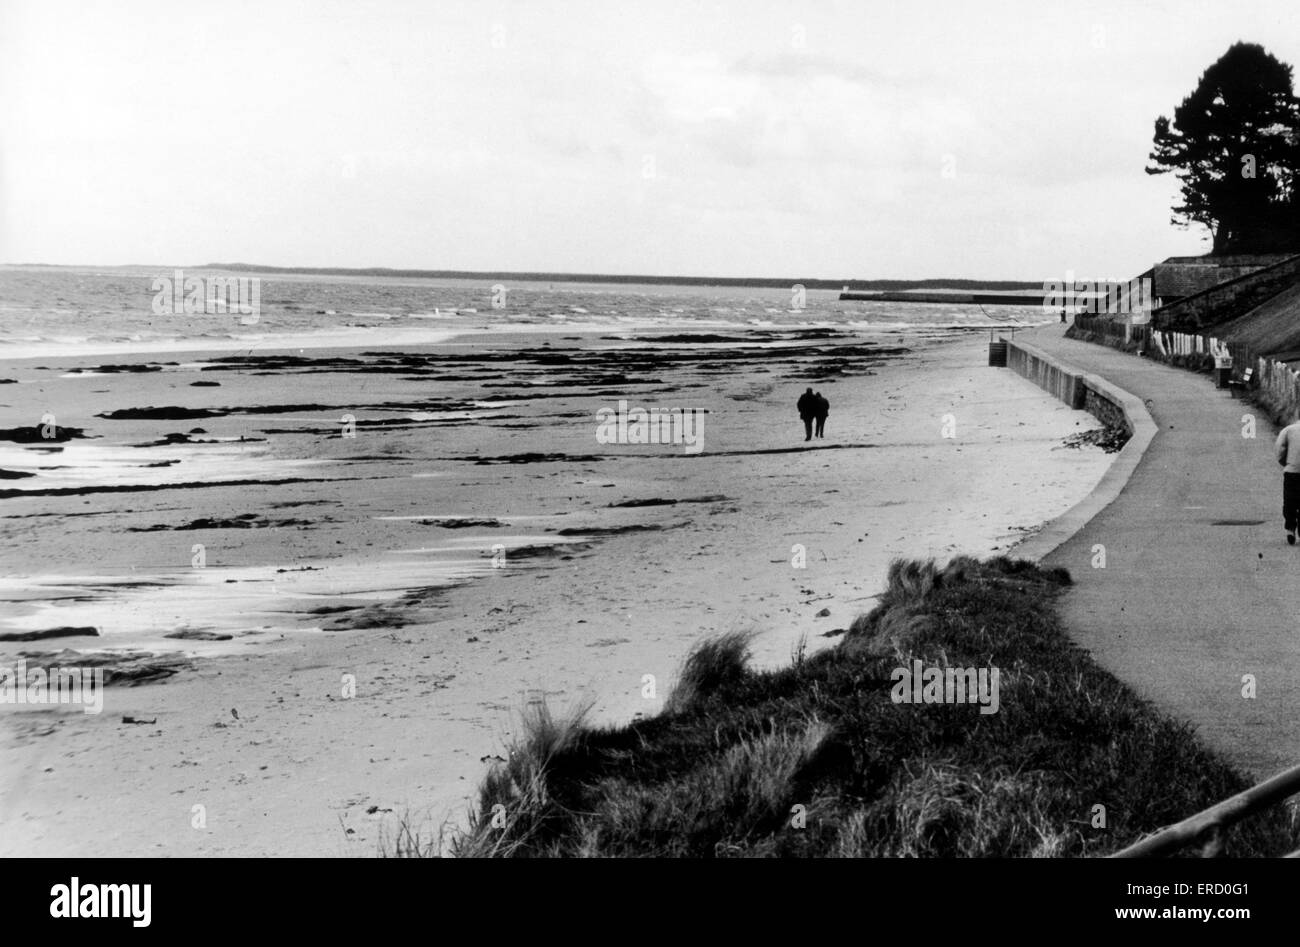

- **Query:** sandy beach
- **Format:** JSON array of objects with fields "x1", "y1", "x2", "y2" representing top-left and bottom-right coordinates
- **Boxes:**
[{"x1": 0, "y1": 320, "x2": 1116, "y2": 856}]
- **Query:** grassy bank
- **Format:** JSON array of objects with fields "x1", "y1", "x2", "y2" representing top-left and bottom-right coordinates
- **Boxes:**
[{"x1": 435, "y1": 556, "x2": 1299, "y2": 857}]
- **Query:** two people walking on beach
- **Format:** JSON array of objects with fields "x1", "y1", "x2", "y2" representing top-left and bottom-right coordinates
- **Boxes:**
[
  {"x1": 797, "y1": 387, "x2": 829, "y2": 441},
  {"x1": 1276, "y1": 417, "x2": 1300, "y2": 544}
]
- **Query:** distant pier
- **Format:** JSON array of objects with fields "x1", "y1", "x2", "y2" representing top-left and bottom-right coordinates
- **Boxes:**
[{"x1": 839, "y1": 291, "x2": 1047, "y2": 305}]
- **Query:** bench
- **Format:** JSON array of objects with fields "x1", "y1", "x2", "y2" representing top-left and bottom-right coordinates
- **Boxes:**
[{"x1": 1227, "y1": 367, "x2": 1254, "y2": 395}]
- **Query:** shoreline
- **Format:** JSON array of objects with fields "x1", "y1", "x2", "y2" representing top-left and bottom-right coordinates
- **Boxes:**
[
  {"x1": 0, "y1": 327, "x2": 1117, "y2": 855},
  {"x1": 0, "y1": 320, "x2": 1025, "y2": 364}
]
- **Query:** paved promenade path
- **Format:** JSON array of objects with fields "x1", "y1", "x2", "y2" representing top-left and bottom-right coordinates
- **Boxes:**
[{"x1": 1018, "y1": 326, "x2": 1300, "y2": 780}]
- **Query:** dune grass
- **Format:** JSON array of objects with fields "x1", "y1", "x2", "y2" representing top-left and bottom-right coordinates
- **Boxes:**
[{"x1": 436, "y1": 555, "x2": 1300, "y2": 857}]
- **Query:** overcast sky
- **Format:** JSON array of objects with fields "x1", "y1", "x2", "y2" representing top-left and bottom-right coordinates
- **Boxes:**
[{"x1": 2, "y1": 0, "x2": 1297, "y2": 280}]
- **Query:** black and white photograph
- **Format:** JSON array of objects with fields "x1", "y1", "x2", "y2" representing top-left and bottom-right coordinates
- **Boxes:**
[{"x1": 1, "y1": 0, "x2": 1298, "y2": 925}]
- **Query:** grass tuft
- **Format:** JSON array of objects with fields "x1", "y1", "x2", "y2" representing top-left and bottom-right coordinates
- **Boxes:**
[
  {"x1": 663, "y1": 629, "x2": 755, "y2": 715},
  {"x1": 377, "y1": 810, "x2": 451, "y2": 858},
  {"x1": 450, "y1": 699, "x2": 593, "y2": 858}
]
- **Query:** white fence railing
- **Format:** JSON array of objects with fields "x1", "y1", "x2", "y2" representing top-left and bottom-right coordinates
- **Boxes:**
[{"x1": 1072, "y1": 316, "x2": 1300, "y2": 423}]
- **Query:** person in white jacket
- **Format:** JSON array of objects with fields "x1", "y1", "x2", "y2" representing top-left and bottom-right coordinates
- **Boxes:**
[{"x1": 1275, "y1": 417, "x2": 1300, "y2": 544}]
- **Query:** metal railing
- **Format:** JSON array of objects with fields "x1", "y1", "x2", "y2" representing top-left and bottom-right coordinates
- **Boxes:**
[
  {"x1": 1111, "y1": 760, "x2": 1300, "y2": 857},
  {"x1": 1071, "y1": 316, "x2": 1300, "y2": 423},
  {"x1": 1072, "y1": 314, "x2": 1132, "y2": 343}
]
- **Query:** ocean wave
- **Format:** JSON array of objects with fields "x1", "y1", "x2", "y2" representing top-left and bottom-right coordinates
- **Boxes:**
[{"x1": 0, "y1": 268, "x2": 1050, "y2": 357}]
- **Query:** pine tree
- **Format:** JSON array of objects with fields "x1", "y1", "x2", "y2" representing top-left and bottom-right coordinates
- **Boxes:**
[{"x1": 1147, "y1": 42, "x2": 1300, "y2": 254}]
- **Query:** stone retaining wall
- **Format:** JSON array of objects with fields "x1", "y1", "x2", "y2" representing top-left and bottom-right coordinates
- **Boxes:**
[{"x1": 1005, "y1": 338, "x2": 1131, "y2": 434}]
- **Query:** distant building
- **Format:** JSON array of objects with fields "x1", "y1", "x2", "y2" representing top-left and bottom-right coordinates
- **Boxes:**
[
  {"x1": 1150, "y1": 254, "x2": 1293, "y2": 305},
  {"x1": 1083, "y1": 254, "x2": 1296, "y2": 326},
  {"x1": 1148, "y1": 251, "x2": 1300, "y2": 342}
]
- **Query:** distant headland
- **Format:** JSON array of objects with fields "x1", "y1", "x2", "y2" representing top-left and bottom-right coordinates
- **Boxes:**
[{"x1": 195, "y1": 263, "x2": 1044, "y2": 293}]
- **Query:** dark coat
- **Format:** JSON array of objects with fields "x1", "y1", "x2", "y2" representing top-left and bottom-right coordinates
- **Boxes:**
[
  {"x1": 813, "y1": 394, "x2": 829, "y2": 418},
  {"x1": 797, "y1": 391, "x2": 817, "y2": 419}
]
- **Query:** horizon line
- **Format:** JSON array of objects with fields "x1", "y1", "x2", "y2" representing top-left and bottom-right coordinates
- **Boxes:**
[{"x1": 0, "y1": 261, "x2": 1074, "y2": 290}]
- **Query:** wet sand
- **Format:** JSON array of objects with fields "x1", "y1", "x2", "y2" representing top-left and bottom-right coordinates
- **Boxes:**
[{"x1": 0, "y1": 327, "x2": 1113, "y2": 855}]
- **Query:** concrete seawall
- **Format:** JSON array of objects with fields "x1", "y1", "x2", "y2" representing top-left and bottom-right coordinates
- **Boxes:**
[
  {"x1": 1004, "y1": 335, "x2": 1157, "y2": 561},
  {"x1": 1006, "y1": 337, "x2": 1086, "y2": 411},
  {"x1": 1006, "y1": 337, "x2": 1135, "y2": 435}
]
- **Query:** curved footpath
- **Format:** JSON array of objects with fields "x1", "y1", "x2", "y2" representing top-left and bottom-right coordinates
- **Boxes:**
[{"x1": 1010, "y1": 325, "x2": 1300, "y2": 781}]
